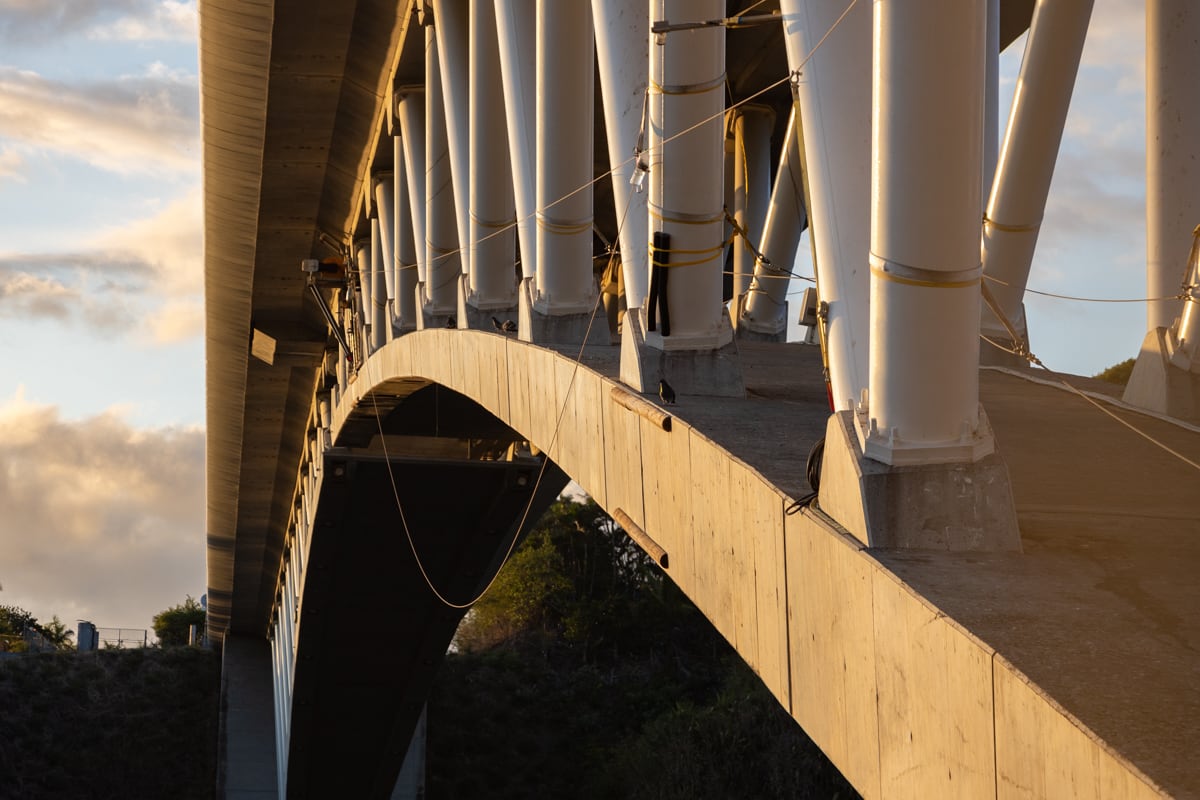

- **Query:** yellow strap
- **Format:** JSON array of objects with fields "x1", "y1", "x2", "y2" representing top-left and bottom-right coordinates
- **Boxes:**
[
  {"x1": 983, "y1": 214, "x2": 1041, "y2": 234},
  {"x1": 870, "y1": 264, "x2": 979, "y2": 290}
]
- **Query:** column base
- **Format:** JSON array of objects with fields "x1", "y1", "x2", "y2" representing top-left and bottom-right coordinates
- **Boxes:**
[
  {"x1": 457, "y1": 274, "x2": 518, "y2": 332},
  {"x1": 619, "y1": 307, "x2": 745, "y2": 398},
  {"x1": 735, "y1": 293, "x2": 789, "y2": 342},
  {"x1": 1122, "y1": 327, "x2": 1200, "y2": 422},
  {"x1": 819, "y1": 411, "x2": 1021, "y2": 551},
  {"x1": 517, "y1": 277, "x2": 611, "y2": 346},
  {"x1": 414, "y1": 282, "x2": 459, "y2": 330}
]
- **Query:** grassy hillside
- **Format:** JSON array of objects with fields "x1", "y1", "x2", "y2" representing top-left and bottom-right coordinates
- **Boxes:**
[{"x1": 0, "y1": 647, "x2": 218, "y2": 800}]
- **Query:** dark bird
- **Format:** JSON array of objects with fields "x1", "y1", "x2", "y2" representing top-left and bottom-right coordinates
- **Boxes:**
[
  {"x1": 501, "y1": 319, "x2": 518, "y2": 333},
  {"x1": 445, "y1": 316, "x2": 456, "y2": 329},
  {"x1": 491, "y1": 315, "x2": 504, "y2": 331},
  {"x1": 658, "y1": 378, "x2": 676, "y2": 405}
]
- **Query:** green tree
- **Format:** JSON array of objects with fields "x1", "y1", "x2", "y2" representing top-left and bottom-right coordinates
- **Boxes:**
[
  {"x1": 1094, "y1": 357, "x2": 1135, "y2": 385},
  {"x1": 39, "y1": 615, "x2": 74, "y2": 651},
  {"x1": 153, "y1": 596, "x2": 206, "y2": 647}
]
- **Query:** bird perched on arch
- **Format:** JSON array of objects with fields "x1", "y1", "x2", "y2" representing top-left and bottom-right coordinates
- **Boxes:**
[
  {"x1": 501, "y1": 319, "x2": 517, "y2": 333},
  {"x1": 659, "y1": 378, "x2": 676, "y2": 405},
  {"x1": 445, "y1": 316, "x2": 456, "y2": 329}
]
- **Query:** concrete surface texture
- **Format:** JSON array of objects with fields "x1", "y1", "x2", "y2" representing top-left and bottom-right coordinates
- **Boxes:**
[
  {"x1": 335, "y1": 333, "x2": 1195, "y2": 799},
  {"x1": 218, "y1": 634, "x2": 278, "y2": 800}
]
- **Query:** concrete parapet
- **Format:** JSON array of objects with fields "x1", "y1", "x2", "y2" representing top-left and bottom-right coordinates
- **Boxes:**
[
  {"x1": 819, "y1": 411, "x2": 1021, "y2": 551},
  {"x1": 1122, "y1": 327, "x2": 1200, "y2": 422},
  {"x1": 619, "y1": 307, "x2": 745, "y2": 398}
]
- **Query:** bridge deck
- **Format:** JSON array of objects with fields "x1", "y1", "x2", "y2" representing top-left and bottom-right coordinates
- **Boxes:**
[{"x1": 561, "y1": 340, "x2": 1199, "y2": 798}]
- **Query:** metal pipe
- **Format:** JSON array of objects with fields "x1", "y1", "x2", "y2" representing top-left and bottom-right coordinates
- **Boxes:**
[
  {"x1": 373, "y1": 173, "x2": 396, "y2": 304},
  {"x1": 426, "y1": 25, "x2": 461, "y2": 314},
  {"x1": 981, "y1": 0, "x2": 1094, "y2": 342},
  {"x1": 864, "y1": 0, "x2": 991, "y2": 465},
  {"x1": 647, "y1": 0, "x2": 727, "y2": 348},
  {"x1": 731, "y1": 104, "x2": 774, "y2": 303},
  {"x1": 1147, "y1": 0, "x2": 1200, "y2": 331},
  {"x1": 396, "y1": 90, "x2": 427, "y2": 292},
  {"x1": 612, "y1": 507, "x2": 668, "y2": 568},
  {"x1": 779, "y1": 0, "x2": 872, "y2": 410},
  {"x1": 740, "y1": 108, "x2": 807, "y2": 335},
  {"x1": 394, "y1": 136, "x2": 418, "y2": 330},
  {"x1": 592, "y1": 0, "x2": 650, "y2": 312},
  {"x1": 469, "y1": 0, "x2": 517, "y2": 309},
  {"x1": 1173, "y1": 228, "x2": 1200, "y2": 364},
  {"x1": 431, "y1": 0, "x2": 472, "y2": 279},
  {"x1": 370, "y1": 217, "x2": 388, "y2": 351},
  {"x1": 494, "y1": 0, "x2": 538, "y2": 280},
  {"x1": 354, "y1": 236, "x2": 373, "y2": 350},
  {"x1": 534, "y1": 0, "x2": 595, "y2": 313}
]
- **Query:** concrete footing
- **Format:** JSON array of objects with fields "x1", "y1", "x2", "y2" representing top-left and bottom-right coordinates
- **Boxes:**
[
  {"x1": 456, "y1": 274, "x2": 518, "y2": 332},
  {"x1": 517, "y1": 276, "x2": 610, "y2": 346},
  {"x1": 619, "y1": 307, "x2": 745, "y2": 397},
  {"x1": 415, "y1": 281, "x2": 458, "y2": 330},
  {"x1": 734, "y1": 294, "x2": 788, "y2": 343},
  {"x1": 1122, "y1": 327, "x2": 1200, "y2": 422},
  {"x1": 217, "y1": 634, "x2": 278, "y2": 799},
  {"x1": 819, "y1": 411, "x2": 1021, "y2": 551}
]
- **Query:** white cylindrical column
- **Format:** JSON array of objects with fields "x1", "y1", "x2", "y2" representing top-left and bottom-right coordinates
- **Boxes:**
[
  {"x1": 864, "y1": 0, "x2": 991, "y2": 466},
  {"x1": 431, "y1": 0, "x2": 472, "y2": 280},
  {"x1": 396, "y1": 90, "x2": 427, "y2": 289},
  {"x1": 981, "y1": 0, "x2": 1093, "y2": 341},
  {"x1": 731, "y1": 104, "x2": 774, "y2": 302},
  {"x1": 592, "y1": 0, "x2": 650, "y2": 312},
  {"x1": 469, "y1": 0, "x2": 518, "y2": 308},
  {"x1": 1175, "y1": 231, "x2": 1200, "y2": 362},
  {"x1": 646, "y1": 0, "x2": 728, "y2": 348},
  {"x1": 984, "y1": 0, "x2": 1000, "y2": 198},
  {"x1": 354, "y1": 236, "x2": 373, "y2": 350},
  {"x1": 740, "y1": 108, "x2": 807, "y2": 335},
  {"x1": 534, "y1": 0, "x2": 595, "y2": 313},
  {"x1": 370, "y1": 217, "x2": 387, "y2": 351},
  {"x1": 494, "y1": 0, "x2": 538, "y2": 280},
  {"x1": 394, "y1": 136, "x2": 418, "y2": 330},
  {"x1": 426, "y1": 25, "x2": 462, "y2": 313},
  {"x1": 1147, "y1": 0, "x2": 1200, "y2": 332},
  {"x1": 373, "y1": 173, "x2": 396, "y2": 304},
  {"x1": 780, "y1": 0, "x2": 872, "y2": 410}
]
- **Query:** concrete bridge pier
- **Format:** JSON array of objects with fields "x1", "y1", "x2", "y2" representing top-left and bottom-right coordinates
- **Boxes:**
[
  {"x1": 737, "y1": 108, "x2": 807, "y2": 343},
  {"x1": 819, "y1": 0, "x2": 1020, "y2": 552},
  {"x1": 522, "y1": 0, "x2": 607, "y2": 347},
  {"x1": 622, "y1": 0, "x2": 744, "y2": 398},
  {"x1": 459, "y1": 0, "x2": 518, "y2": 333},
  {"x1": 421, "y1": 24, "x2": 463, "y2": 330},
  {"x1": 1123, "y1": 0, "x2": 1200, "y2": 422}
]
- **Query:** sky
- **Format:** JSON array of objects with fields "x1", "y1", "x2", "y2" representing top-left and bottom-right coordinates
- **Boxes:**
[{"x1": 0, "y1": 0, "x2": 1148, "y2": 636}]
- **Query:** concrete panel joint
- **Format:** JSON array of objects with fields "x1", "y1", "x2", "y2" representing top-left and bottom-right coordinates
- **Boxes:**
[{"x1": 819, "y1": 411, "x2": 1021, "y2": 551}]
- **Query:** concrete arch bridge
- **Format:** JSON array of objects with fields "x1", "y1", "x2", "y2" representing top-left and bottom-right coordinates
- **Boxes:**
[{"x1": 200, "y1": 0, "x2": 1200, "y2": 797}]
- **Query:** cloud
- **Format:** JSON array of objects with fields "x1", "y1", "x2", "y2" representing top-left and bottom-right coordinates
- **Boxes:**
[
  {"x1": 0, "y1": 64, "x2": 199, "y2": 176},
  {"x1": 0, "y1": 0, "x2": 195, "y2": 44},
  {"x1": 90, "y1": 0, "x2": 197, "y2": 42},
  {"x1": 0, "y1": 391, "x2": 205, "y2": 632},
  {"x1": 0, "y1": 188, "x2": 201, "y2": 342}
]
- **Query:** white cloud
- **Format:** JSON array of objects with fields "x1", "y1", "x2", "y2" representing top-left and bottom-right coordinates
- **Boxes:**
[
  {"x1": 0, "y1": 188, "x2": 202, "y2": 343},
  {"x1": 0, "y1": 147, "x2": 24, "y2": 182},
  {"x1": 90, "y1": 0, "x2": 197, "y2": 42},
  {"x1": 0, "y1": 64, "x2": 199, "y2": 176},
  {"x1": 0, "y1": 391, "x2": 205, "y2": 631},
  {"x1": 0, "y1": 0, "x2": 195, "y2": 44}
]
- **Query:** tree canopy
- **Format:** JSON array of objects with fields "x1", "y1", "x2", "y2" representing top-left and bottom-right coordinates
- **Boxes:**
[{"x1": 152, "y1": 596, "x2": 206, "y2": 647}]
